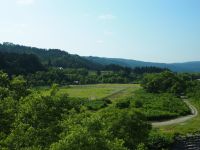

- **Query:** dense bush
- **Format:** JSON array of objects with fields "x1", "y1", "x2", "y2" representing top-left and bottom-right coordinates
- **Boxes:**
[
  {"x1": 3, "y1": 91, "x2": 80, "y2": 149},
  {"x1": 85, "y1": 99, "x2": 109, "y2": 110},
  {"x1": 142, "y1": 71, "x2": 191, "y2": 95},
  {"x1": 135, "y1": 100, "x2": 143, "y2": 108},
  {"x1": 187, "y1": 80, "x2": 200, "y2": 100},
  {"x1": 126, "y1": 90, "x2": 191, "y2": 121},
  {"x1": 51, "y1": 108, "x2": 151, "y2": 150},
  {"x1": 147, "y1": 130, "x2": 174, "y2": 150},
  {"x1": 116, "y1": 99, "x2": 130, "y2": 109}
]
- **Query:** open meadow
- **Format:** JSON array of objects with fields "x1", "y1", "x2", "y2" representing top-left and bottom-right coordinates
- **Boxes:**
[
  {"x1": 37, "y1": 84, "x2": 140, "y2": 100},
  {"x1": 36, "y1": 84, "x2": 191, "y2": 122}
]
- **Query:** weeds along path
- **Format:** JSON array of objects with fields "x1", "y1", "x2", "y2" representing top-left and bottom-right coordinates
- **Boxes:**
[{"x1": 152, "y1": 99, "x2": 198, "y2": 127}]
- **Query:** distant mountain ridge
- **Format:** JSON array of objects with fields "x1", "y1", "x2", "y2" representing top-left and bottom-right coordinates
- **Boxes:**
[
  {"x1": 0, "y1": 42, "x2": 199, "y2": 72},
  {"x1": 85, "y1": 56, "x2": 200, "y2": 72}
]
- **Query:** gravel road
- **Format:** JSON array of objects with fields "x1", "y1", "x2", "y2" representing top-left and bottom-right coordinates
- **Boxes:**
[{"x1": 152, "y1": 99, "x2": 198, "y2": 127}]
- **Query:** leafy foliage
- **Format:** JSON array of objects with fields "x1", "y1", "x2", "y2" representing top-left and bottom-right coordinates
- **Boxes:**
[
  {"x1": 116, "y1": 99, "x2": 130, "y2": 109},
  {"x1": 147, "y1": 130, "x2": 174, "y2": 150},
  {"x1": 51, "y1": 108, "x2": 151, "y2": 150},
  {"x1": 117, "y1": 90, "x2": 191, "y2": 121},
  {"x1": 142, "y1": 71, "x2": 191, "y2": 95},
  {"x1": 0, "y1": 71, "x2": 152, "y2": 149},
  {"x1": 26, "y1": 68, "x2": 136, "y2": 86},
  {"x1": 0, "y1": 52, "x2": 45, "y2": 75},
  {"x1": 85, "y1": 98, "x2": 111, "y2": 110}
]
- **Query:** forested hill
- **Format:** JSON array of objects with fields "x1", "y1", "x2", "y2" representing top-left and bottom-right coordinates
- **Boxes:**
[
  {"x1": 1, "y1": 42, "x2": 200, "y2": 72},
  {"x1": 0, "y1": 52, "x2": 45, "y2": 75},
  {"x1": 85, "y1": 56, "x2": 200, "y2": 72},
  {"x1": 0, "y1": 42, "x2": 102, "y2": 70},
  {"x1": 85, "y1": 56, "x2": 167, "y2": 68}
]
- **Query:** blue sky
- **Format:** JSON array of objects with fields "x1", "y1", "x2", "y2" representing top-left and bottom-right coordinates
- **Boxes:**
[{"x1": 0, "y1": 0, "x2": 200, "y2": 63}]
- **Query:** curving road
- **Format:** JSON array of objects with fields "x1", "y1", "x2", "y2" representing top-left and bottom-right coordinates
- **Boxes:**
[{"x1": 152, "y1": 99, "x2": 198, "y2": 127}]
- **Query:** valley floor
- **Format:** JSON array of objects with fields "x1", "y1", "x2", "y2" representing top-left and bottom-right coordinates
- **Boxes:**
[{"x1": 37, "y1": 84, "x2": 200, "y2": 135}]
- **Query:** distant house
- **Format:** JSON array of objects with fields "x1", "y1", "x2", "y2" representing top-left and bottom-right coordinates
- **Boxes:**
[
  {"x1": 197, "y1": 79, "x2": 200, "y2": 81},
  {"x1": 74, "y1": 81, "x2": 79, "y2": 84},
  {"x1": 58, "y1": 67, "x2": 63, "y2": 70}
]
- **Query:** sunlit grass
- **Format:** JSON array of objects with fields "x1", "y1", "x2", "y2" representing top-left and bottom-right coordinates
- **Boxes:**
[{"x1": 37, "y1": 84, "x2": 140, "y2": 100}]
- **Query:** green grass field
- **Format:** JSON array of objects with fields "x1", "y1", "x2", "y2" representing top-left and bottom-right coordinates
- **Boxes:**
[{"x1": 37, "y1": 84, "x2": 140, "y2": 100}]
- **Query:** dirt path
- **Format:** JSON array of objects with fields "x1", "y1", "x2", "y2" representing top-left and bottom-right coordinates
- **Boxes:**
[
  {"x1": 104, "y1": 87, "x2": 130, "y2": 99},
  {"x1": 152, "y1": 99, "x2": 198, "y2": 127}
]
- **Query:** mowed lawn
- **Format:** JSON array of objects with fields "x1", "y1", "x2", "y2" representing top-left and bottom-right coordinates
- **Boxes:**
[{"x1": 38, "y1": 84, "x2": 140, "y2": 100}]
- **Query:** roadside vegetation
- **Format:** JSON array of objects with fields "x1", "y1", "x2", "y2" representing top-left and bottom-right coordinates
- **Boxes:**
[
  {"x1": 116, "y1": 90, "x2": 191, "y2": 121},
  {"x1": 159, "y1": 80, "x2": 200, "y2": 135}
]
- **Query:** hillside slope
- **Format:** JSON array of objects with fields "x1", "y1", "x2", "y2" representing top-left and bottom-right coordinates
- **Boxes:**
[
  {"x1": 0, "y1": 42, "x2": 102, "y2": 70},
  {"x1": 85, "y1": 56, "x2": 200, "y2": 72}
]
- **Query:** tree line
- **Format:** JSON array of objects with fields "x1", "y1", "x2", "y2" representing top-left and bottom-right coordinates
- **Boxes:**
[
  {"x1": 0, "y1": 52, "x2": 45, "y2": 75},
  {"x1": 0, "y1": 51, "x2": 169, "y2": 86}
]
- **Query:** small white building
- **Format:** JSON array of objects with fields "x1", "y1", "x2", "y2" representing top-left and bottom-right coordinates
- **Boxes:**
[{"x1": 74, "y1": 81, "x2": 79, "y2": 84}]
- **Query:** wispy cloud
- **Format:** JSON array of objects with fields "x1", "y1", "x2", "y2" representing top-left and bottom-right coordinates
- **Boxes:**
[
  {"x1": 96, "y1": 40, "x2": 104, "y2": 44},
  {"x1": 98, "y1": 14, "x2": 116, "y2": 20},
  {"x1": 104, "y1": 31, "x2": 113, "y2": 36},
  {"x1": 16, "y1": 0, "x2": 35, "y2": 5}
]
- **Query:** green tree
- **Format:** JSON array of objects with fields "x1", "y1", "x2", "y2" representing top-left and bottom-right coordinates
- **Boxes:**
[
  {"x1": 10, "y1": 76, "x2": 29, "y2": 100},
  {"x1": 4, "y1": 88, "x2": 75, "y2": 149},
  {"x1": 142, "y1": 71, "x2": 188, "y2": 95},
  {"x1": 105, "y1": 109, "x2": 151, "y2": 149},
  {"x1": 53, "y1": 108, "x2": 151, "y2": 150},
  {"x1": 0, "y1": 71, "x2": 9, "y2": 87},
  {"x1": 51, "y1": 113, "x2": 127, "y2": 150},
  {"x1": 0, "y1": 97, "x2": 16, "y2": 135}
]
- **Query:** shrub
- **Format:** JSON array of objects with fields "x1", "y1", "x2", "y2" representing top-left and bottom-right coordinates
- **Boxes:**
[
  {"x1": 131, "y1": 90, "x2": 191, "y2": 121},
  {"x1": 135, "y1": 100, "x2": 143, "y2": 108},
  {"x1": 116, "y1": 100, "x2": 130, "y2": 109},
  {"x1": 86, "y1": 99, "x2": 108, "y2": 111},
  {"x1": 147, "y1": 130, "x2": 174, "y2": 150}
]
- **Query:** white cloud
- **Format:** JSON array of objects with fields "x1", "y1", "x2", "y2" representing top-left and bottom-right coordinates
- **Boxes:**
[
  {"x1": 98, "y1": 14, "x2": 116, "y2": 20},
  {"x1": 104, "y1": 31, "x2": 113, "y2": 36},
  {"x1": 96, "y1": 40, "x2": 104, "y2": 44},
  {"x1": 16, "y1": 0, "x2": 35, "y2": 5}
]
